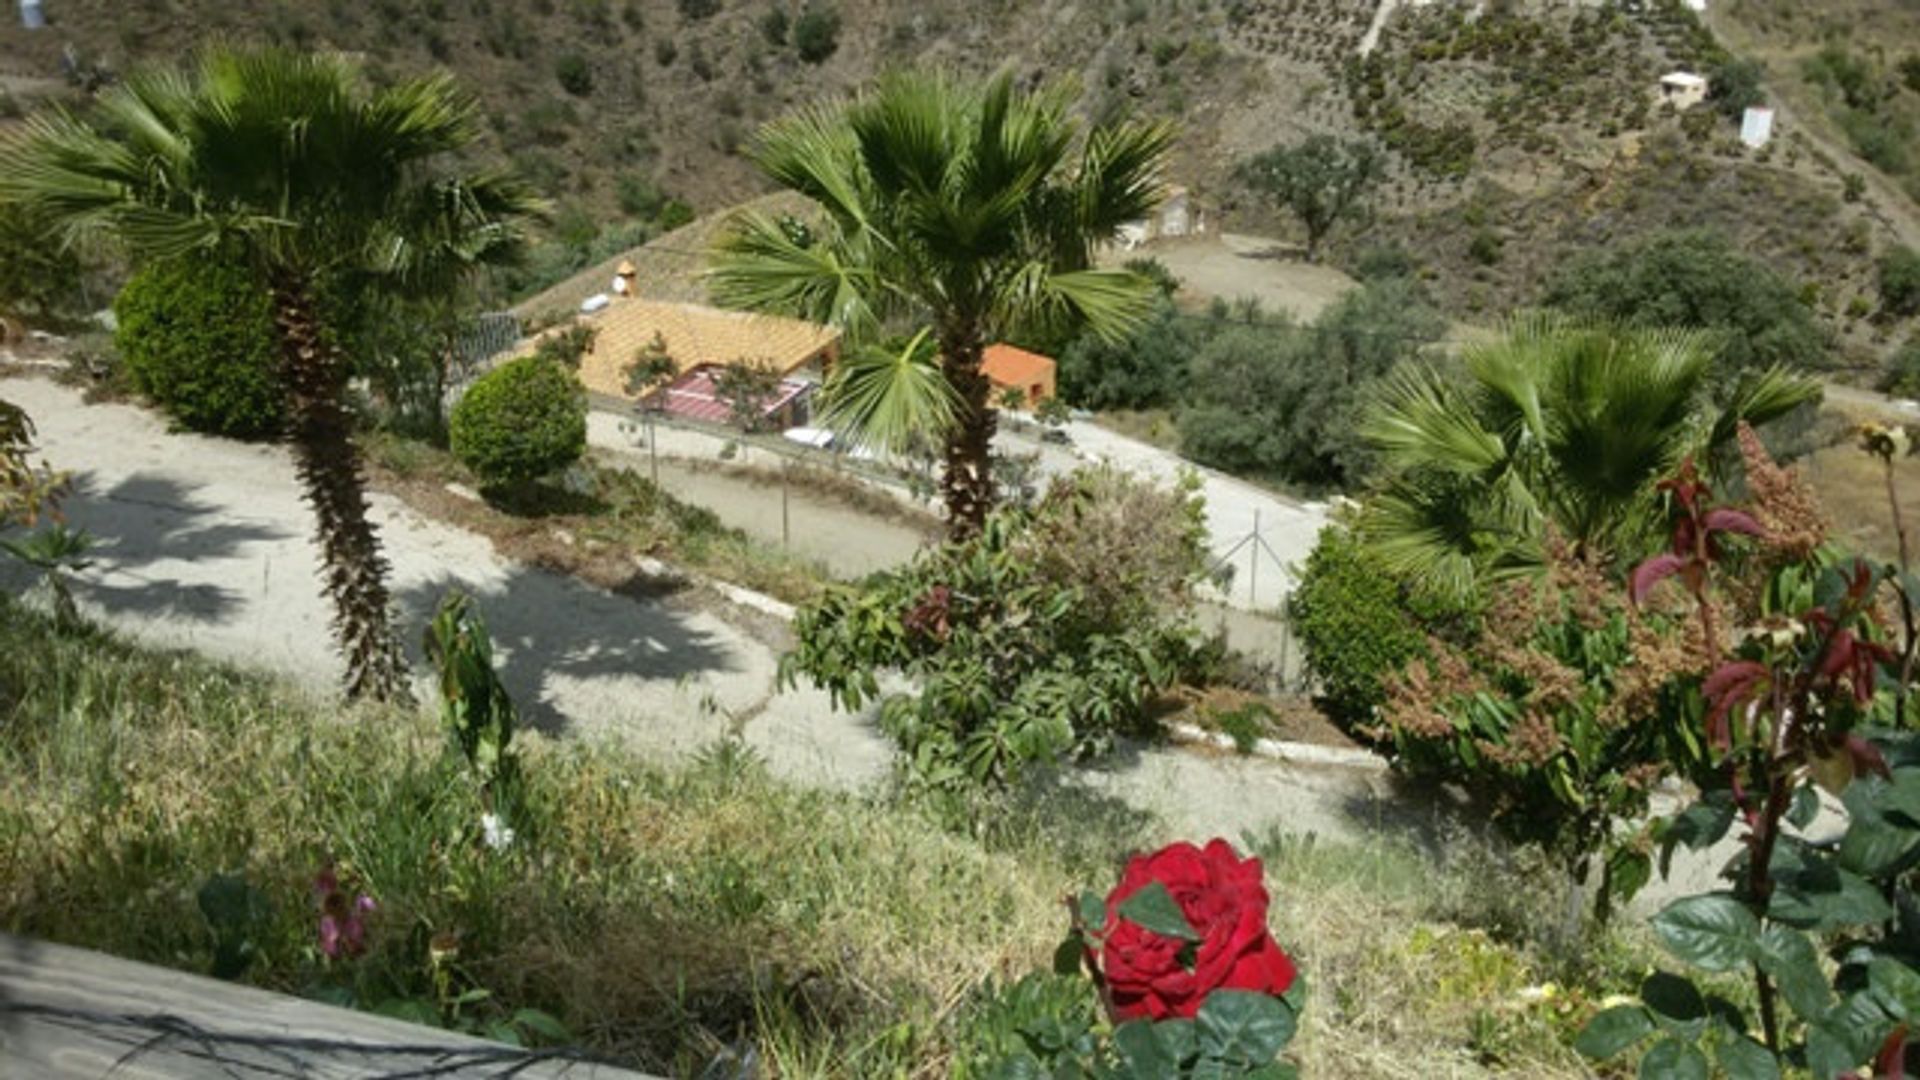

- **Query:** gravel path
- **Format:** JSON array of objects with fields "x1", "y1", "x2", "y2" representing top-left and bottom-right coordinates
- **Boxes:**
[{"x1": 1, "y1": 374, "x2": 1739, "y2": 910}]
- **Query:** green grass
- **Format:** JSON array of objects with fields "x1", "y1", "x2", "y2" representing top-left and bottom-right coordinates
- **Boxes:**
[{"x1": 0, "y1": 598, "x2": 1653, "y2": 1076}]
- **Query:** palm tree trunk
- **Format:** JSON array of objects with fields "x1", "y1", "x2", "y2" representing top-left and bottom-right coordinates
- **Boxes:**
[
  {"x1": 268, "y1": 268, "x2": 410, "y2": 702},
  {"x1": 939, "y1": 326, "x2": 996, "y2": 539}
]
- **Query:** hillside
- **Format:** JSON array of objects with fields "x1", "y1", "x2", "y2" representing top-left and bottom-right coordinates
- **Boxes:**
[{"x1": 2, "y1": 0, "x2": 1916, "y2": 363}]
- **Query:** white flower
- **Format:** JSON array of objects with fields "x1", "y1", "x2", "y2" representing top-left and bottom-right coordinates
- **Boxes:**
[{"x1": 480, "y1": 812, "x2": 516, "y2": 851}]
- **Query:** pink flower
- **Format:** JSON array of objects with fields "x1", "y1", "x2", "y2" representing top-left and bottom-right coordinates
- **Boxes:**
[{"x1": 314, "y1": 864, "x2": 375, "y2": 959}]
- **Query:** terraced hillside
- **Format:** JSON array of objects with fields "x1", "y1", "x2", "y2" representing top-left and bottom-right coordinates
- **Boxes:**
[{"x1": 1, "y1": 0, "x2": 1915, "y2": 364}]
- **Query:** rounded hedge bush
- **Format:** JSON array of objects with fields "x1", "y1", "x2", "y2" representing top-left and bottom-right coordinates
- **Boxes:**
[
  {"x1": 113, "y1": 258, "x2": 284, "y2": 439},
  {"x1": 450, "y1": 356, "x2": 587, "y2": 486},
  {"x1": 1286, "y1": 525, "x2": 1476, "y2": 733}
]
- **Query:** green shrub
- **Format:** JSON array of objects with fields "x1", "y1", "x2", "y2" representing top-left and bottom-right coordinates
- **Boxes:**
[
  {"x1": 449, "y1": 356, "x2": 586, "y2": 485},
  {"x1": 1543, "y1": 229, "x2": 1830, "y2": 376},
  {"x1": 782, "y1": 468, "x2": 1209, "y2": 789},
  {"x1": 1878, "y1": 244, "x2": 1920, "y2": 318},
  {"x1": 759, "y1": 5, "x2": 788, "y2": 43},
  {"x1": 553, "y1": 52, "x2": 593, "y2": 96},
  {"x1": 113, "y1": 258, "x2": 284, "y2": 439},
  {"x1": 1178, "y1": 278, "x2": 1445, "y2": 490},
  {"x1": 1056, "y1": 299, "x2": 1198, "y2": 411},
  {"x1": 0, "y1": 203, "x2": 84, "y2": 327},
  {"x1": 1287, "y1": 525, "x2": 1469, "y2": 731},
  {"x1": 792, "y1": 5, "x2": 841, "y2": 64},
  {"x1": 1881, "y1": 340, "x2": 1920, "y2": 398}
]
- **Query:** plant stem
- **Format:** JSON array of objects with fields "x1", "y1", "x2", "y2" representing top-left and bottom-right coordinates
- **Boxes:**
[
  {"x1": 1886, "y1": 457, "x2": 1916, "y2": 726},
  {"x1": 1747, "y1": 775, "x2": 1791, "y2": 1052}
]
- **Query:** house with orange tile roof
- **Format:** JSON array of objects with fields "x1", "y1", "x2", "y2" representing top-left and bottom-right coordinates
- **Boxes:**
[
  {"x1": 567, "y1": 296, "x2": 842, "y2": 404},
  {"x1": 981, "y1": 343, "x2": 1058, "y2": 409}
]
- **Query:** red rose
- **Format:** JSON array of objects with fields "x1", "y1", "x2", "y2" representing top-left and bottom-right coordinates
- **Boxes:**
[{"x1": 1095, "y1": 838, "x2": 1297, "y2": 1021}]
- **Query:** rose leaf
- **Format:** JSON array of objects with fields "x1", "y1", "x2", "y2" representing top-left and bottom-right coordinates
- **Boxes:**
[{"x1": 1116, "y1": 882, "x2": 1200, "y2": 942}]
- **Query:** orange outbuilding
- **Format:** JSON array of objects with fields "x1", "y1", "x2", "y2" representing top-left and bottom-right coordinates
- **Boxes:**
[{"x1": 981, "y1": 343, "x2": 1057, "y2": 409}]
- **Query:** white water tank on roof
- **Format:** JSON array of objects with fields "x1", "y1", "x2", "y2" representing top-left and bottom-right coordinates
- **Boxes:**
[{"x1": 20, "y1": 0, "x2": 46, "y2": 29}]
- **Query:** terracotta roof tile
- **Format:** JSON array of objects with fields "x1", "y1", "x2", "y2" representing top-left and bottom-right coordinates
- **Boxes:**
[
  {"x1": 981, "y1": 343, "x2": 1056, "y2": 389},
  {"x1": 560, "y1": 298, "x2": 841, "y2": 402}
]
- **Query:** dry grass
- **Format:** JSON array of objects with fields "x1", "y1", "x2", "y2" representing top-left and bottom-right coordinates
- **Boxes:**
[
  {"x1": 0, "y1": 597, "x2": 1664, "y2": 1077},
  {"x1": 1802, "y1": 437, "x2": 1919, "y2": 567}
]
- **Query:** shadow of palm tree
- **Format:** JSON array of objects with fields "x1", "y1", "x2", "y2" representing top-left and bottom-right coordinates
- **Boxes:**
[
  {"x1": 395, "y1": 565, "x2": 745, "y2": 737},
  {"x1": 3, "y1": 471, "x2": 292, "y2": 621}
]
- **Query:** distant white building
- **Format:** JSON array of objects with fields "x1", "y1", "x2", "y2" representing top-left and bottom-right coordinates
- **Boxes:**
[
  {"x1": 1160, "y1": 186, "x2": 1193, "y2": 238},
  {"x1": 19, "y1": 0, "x2": 45, "y2": 29},
  {"x1": 1659, "y1": 72, "x2": 1709, "y2": 111},
  {"x1": 1683, "y1": 0, "x2": 1707, "y2": 11},
  {"x1": 1741, "y1": 107, "x2": 1775, "y2": 149}
]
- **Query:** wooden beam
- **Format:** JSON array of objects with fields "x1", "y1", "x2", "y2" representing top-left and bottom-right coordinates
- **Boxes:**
[{"x1": 0, "y1": 933, "x2": 656, "y2": 1078}]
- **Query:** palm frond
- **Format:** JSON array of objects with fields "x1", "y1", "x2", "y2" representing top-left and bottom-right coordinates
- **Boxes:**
[
  {"x1": 1705, "y1": 364, "x2": 1823, "y2": 448},
  {"x1": 816, "y1": 328, "x2": 961, "y2": 453},
  {"x1": 1362, "y1": 363, "x2": 1508, "y2": 478},
  {"x1": 1356, "y1": 480, "x2": 1487, "y2": 602},
  {"x1": 1006, "y1": 266, "x2": 1157, "y2": 344},
  {"x1": 1072, "y1": 119, "x2": 1175, "y2": 239},
  {"x1": 709, "y1": 211, "x2": 887, "y2": 336}
]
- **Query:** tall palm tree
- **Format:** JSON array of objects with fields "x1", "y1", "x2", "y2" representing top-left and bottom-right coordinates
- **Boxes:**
[
  {"x1": 710, "y1": 71, "x2": 1172, "y2": 537},
  {"x1": 0, "y1": 48, "x2": 539, "y2": 700},
  {"x1": 1359, "y1": 314, "x2": 1820, "y2": 597}
]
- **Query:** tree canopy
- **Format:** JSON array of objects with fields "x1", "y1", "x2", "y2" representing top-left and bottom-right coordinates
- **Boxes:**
[
  {"x1": 1542, "y1": 230, "x2": 1830, "y2": 376},
  {"x1": 1237, "y1": 135, "x2": 1383, "y2": 261}
]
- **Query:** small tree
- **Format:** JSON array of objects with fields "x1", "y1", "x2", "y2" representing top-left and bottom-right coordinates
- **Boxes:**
[
  {"x1": 450, "y1": 356, "x2": 587, "y2": 487},
  {"x1": 532, "y1": 323, "x2": 597, "y2": 369},
  {"x1": 713, "y1": 358, "x2": 782, "y2": 432},
  {"x1": 1878, "y1": 244, "x2": 1920, "y2": 319},
  {"x1": 1707, "y1": 56, "x2": 1766, "y2": 120},
  {"x1": 624, "y1": 331, "x2": 678, "y2": 399},
  {"x1": 1237, "y1": 135, "x2": 1382, "y2": 262},
  {"x1": 792, "y1": 6, "x2": 842, "y2": 64}
]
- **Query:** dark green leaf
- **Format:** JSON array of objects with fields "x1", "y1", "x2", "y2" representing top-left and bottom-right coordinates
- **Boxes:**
[
  {"x1": 1770, "y1": 861, "x2": 1894, "y2": 931},
  {"x1": 1754, "y1": 926, "x2": 1833, "y2": 1020},
  {"x1": 1788, "y1": 784, "x2": 1821, "y2": 830},
  {"x1": 1664, "y1": 792, "x2": 1738, "y2": 851},
  {"x1": 1869, "y1": 956, "x2": 1920, "y2": 1020},
  {"x1": 510, "y1": 1008, "x2": 570, "y2": 1043},
  {"x1": 1077, "y1": 890, "x2": 1107, "y2": 933},
  {"x1": 373, "y1": 998, "x2": 444, "y2": 1027},
  {"x1": 1576, "y1": 1005, "x2": 1656, "y2": 1059},
  {"x1": 1054, "y1": 933, "x2": 1087, "y2": 977},
  {"x1": 1609, "y1": 847, "x2": 1654, "y2": 908},
  {"x1": 1809, "y1": 994, "x2": 1896, "y2": 1078},
  {"x1": 1196, "y1": 990, "x2": 1297, "y2": 1064},
  {"x1": 1116, "y1": 882, "x2": 1199, "y2": 941},
  {"x1": 483, "y1": 1020, "x2": 522, "y2": 1047},
  {"x1": 1112, "y1": 1018, "x2": 1193, "y2": 1073},
  {"x1": 1653, "y1": 894, "x2": 1760, "y2": 973},
  {"x1": 1643, "y1": 972, "x2": 1709, "y2": 1041},
  {"x1": 1280, "y1": 971, "x2": 1308, "y2": 1015},
  {"x1": 985, "y1": 1052, "x2": 1045, "y2": 1080},
  {"x1": 1712, "y1": 1023, "x2": 1779, "y2": 1080},
  {"x1": 1638, "y1": 1037, "x2": 1708, "y2": 1080}
]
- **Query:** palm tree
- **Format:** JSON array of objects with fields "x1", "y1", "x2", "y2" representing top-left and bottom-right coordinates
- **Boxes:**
[
  {"x1": 710, "y1": 71, "x2": 1171, "y2": 537},
  {"x1": 1359, "y1": 315, "x2": 1820, "y2": 597},
  {"x1": 0, "y1": 48, "x2": 539, "y2": 700}
]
